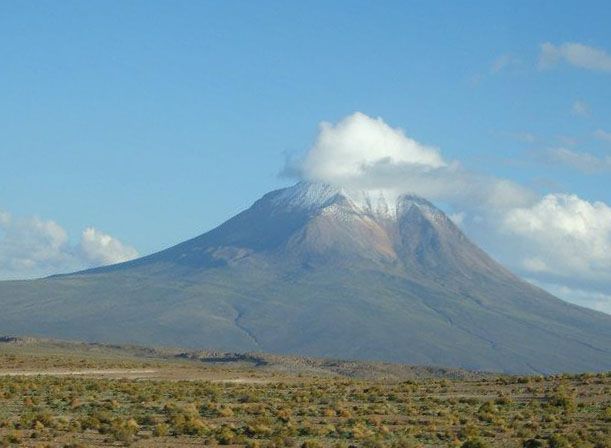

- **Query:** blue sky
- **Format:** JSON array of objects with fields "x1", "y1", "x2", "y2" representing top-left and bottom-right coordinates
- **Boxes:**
[{"x1": 1, "y1": 1, "x2": 611, "y2": 312}]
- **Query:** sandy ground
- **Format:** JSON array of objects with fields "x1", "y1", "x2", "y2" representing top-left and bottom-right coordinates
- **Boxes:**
[
  {"x1": 0, "y1": 368, "x2": 158, "y2": 377},
  {"x1": 0, "y1": 368, "x2": 272, "y2": 383}
]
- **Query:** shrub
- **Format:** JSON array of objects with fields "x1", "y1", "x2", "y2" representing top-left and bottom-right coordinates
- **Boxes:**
[
  {"x1": 461, "y1": 438, "x2": 489, "y2": 448},
  {"x1": 301, "y1": 441, "x2": 323, "y2": 448},
  {"x1": 6, "y1": 432, "x2": 20, "y2": 444},
  {"x1": 546, "y1": 388, "x2": 575, "y2": 412},
  {"x1": 548, "y1": 434, "x2": 571, "y2": 448},
  {"x1": 152, "y1": 423, "x2": 169, "y2": 437},
  {"x1": 110, "y1": 418, "x2": 139, "y2": 444},
  {"x1": 523, "y1": 439, "x2": 544, "y2": 448}
]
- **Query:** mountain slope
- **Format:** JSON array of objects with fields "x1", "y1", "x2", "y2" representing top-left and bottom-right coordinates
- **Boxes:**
[{"x1": 0, "y1": 182, "x2": 610, "y2": 374}]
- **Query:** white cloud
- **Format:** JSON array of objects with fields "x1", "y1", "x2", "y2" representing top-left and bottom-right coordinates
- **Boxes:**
[
  {"x1": 297, "y1": 112, "x2": 446, "y2": 183},
  {"x1": 287, "y1": 112, "x2": 535, "y2": 211},
  {"x1": 0, "y1": 213, "x2": 71, "y2": 277},
  {"x1": 547, "y1": 147, "x2": 611, "y2": 173},
  {"x1": 0, "y1": 209, "x2": 138, "y2": 280},
  {"x1": 539, "y1": 42, "x2": 611, "y2": 72},
  {"x1": 594, "y1": 129, "x2": 611, "y2": 144},
  {"x1": 502, "y1": 194, "x2": 611, "y2": 284},
  {"x1": 79, "y1": 227, "x2": 139, "y2": 266},
  {"x1": 572, "y1": 100, "x2": 590, "y2": 117}
]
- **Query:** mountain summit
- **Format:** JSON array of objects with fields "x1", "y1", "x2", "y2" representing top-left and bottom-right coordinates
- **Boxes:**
[{"x1": 1, "y1": 182, "x2": 610, "y2": 373}]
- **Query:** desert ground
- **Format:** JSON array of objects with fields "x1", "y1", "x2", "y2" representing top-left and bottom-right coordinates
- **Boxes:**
[{"x1": 0, "y1": 337, "x2": 609, "y2": 448}]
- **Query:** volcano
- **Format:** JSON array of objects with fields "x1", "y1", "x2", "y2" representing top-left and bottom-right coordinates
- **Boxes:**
[{"x1": 0, "y1": 182, "x2": 609, "y2": 373}]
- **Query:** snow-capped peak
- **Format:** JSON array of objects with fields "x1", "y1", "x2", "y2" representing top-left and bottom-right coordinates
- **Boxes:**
[{"x1": 270, "y1": 182, "x2": 439, "y2": 220}]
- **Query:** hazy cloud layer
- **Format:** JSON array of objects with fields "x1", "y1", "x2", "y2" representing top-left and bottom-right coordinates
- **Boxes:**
[
  {"x1": 0, "y1": 210, "x2": 138, "y2": 280},
  {"x1": 490, "y1": 54, "x2": 522, "y2": 74},
  {"x1": 594, "y1": 129, "x2": 611, "y2": 144},
  {"x1": 539, "y1": 42, "x2": 611, "y2": 72},
  {"x1": 528, "y1": 280, "x2": 611, "y2": 315},
  {"x1": 572, "y1": 100, "x2": 590, "y2": 117},
  {"x1": 286, "y1": 112, "x2": 611, "y2": 313},
  {"x1": 547, "y1": 147, "x2": 611, "y2": 173}
]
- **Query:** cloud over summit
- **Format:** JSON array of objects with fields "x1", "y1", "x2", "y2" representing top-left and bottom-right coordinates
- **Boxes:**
[
  {"x1": 287, "y1": 112, "x2": 534, "y2": 211},
  {"x1": 295, "y1": 112, "x2": 446, "y2": 182}
]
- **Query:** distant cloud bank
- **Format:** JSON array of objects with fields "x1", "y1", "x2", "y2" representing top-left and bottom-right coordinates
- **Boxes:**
[
  {"x1": 0, "y1": 210, "x2": 138, "y2": 280},
  {"x1": 503, "y1": 194, "x2": 611, "y2": 287}
]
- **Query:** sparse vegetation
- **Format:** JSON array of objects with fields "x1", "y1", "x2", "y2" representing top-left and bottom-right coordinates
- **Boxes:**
[{"x1": 0, "y1": 339, "x2": 609, "y2": 447}]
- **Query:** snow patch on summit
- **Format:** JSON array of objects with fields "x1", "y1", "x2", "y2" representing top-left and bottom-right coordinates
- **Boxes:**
[{"x1": 272, "y1": 182, "x2": 442, "y2": 221}]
